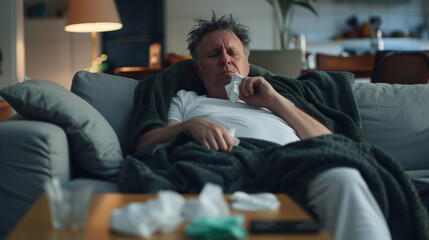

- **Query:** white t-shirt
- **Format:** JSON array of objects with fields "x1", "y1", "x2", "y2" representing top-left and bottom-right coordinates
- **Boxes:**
[{"x1": 168, "y1": 90, "x2": 300, "y2": 145}]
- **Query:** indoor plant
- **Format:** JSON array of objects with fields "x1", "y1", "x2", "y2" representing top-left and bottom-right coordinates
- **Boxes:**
[{"x1": 265, "y1": 0, "x2": 318, "y2": 49}]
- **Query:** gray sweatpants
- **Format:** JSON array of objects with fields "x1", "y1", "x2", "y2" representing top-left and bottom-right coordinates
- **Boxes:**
[{"x1": 308, "y1": 167, "x2": 392, "y2": 240}]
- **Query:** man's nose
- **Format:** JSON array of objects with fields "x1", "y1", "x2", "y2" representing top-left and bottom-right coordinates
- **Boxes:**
[{"x1": 219, "y1": 52, "x2": 231, "y2": 66}]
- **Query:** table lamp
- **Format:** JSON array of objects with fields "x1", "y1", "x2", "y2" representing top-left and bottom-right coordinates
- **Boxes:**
[{"x1": 65, "y1": 0, "x2": 123, "y2": 63}]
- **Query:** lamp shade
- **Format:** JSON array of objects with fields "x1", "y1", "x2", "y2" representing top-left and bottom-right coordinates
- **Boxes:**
[{"x1": 65, "y1": 0, "x2": 123, "y2": 33}]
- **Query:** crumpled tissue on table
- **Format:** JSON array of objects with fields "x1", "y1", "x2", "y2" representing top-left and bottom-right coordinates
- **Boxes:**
[
  {"x1": 110, "y1": 190, "x2": 185, "y2": 238},
  {"x1": 184, "y1": 184, "x2": 247, "y2": 239},
  {"x1": 110, "y1": 183, "x2": 234, "y2": 238},
  {"x1": 180, "y1": 182, "x2": 230, "y2": 220},
  {"x1": 110, "y1": 183, "x2": 280, "y2": 239},
  {"x1": 224, "y1": 72, "x2": 244, "y2": 102},
  {"x1": 230, "y1": 191, "x2": 280, "y2": 211}
]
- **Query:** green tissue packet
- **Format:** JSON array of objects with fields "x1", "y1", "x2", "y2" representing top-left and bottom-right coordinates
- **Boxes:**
[{"x1": 186, "y1": 215, "x2": 247, "y2": 240}]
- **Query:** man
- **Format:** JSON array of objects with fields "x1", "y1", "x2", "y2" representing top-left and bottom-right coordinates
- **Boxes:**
[
  {"x1": 133, "y1": 13, "x2": 392, "y2": 240},
  {"x1": 136, "y1": 18, "x2": 330, "y2": 152}
]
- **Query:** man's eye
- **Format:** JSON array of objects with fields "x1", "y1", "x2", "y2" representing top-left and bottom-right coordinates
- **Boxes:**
[
  {"x1": 229, "y1": 51, "x2": 238, "y2": 56},
  {"x1": 208, "y1": 53, "x2": 218, "y2": 57}
]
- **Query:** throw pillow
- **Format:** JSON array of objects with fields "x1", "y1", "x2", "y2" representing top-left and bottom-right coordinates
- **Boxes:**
[
  {"x1": 353, "y1": 82, "x2": 429, "y2": 171},
  {"x1": 0, "y1": 79, "x2": 123, "y2": 181},
  {"x1": 70, "y1": 70, "x2": 138, "y2": 154}
]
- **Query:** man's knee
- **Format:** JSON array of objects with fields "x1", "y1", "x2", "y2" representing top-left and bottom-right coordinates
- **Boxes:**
[{"x1": 312, "y1": 167, "x2": 366, "y2": 192}]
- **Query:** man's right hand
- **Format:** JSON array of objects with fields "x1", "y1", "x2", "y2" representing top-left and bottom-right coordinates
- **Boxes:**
[
  {"x1": 136, "y1": 118, "x2": 234, "y2": 152},
  {"x1": 184, "y1": 118, "x2": 234, "y2": 152}
]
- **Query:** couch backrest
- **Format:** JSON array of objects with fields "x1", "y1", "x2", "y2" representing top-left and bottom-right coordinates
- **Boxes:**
[
  {"x1": 71, "y1": 71, "x2": 138, "y2": 155},
  {"x1": 352, "y1": 82, "x2": 429, "y2": 171}
]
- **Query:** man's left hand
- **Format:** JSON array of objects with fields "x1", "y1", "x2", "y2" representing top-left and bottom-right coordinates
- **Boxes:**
[{"x1": 238, "y1": 76, "x2": 278, "y2": 109}]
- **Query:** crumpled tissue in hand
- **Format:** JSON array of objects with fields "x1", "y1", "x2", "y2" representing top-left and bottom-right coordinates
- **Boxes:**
[
  {"x1": 227, "y1": 128, "x2": 240, "y2": 147},
  {"x1": 224, "y1": 72, "x2": 244, "y2": 102},
  {"x1": 230, "y1": 191, "x2": 280, "y2": 211}
]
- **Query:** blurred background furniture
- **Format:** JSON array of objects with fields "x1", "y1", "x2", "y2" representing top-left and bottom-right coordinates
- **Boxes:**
[
  {"x1": 248, "y1": 49, "x2": 302, "y2": 78},
  {"x1": 114, "y1": 53, "x2": 190, "y2": 80},
  {"x1": 314, "y1": 53, "x2": 375, "y2": 78},
  {"x1": 371, "y1": 50, "x2": 429, "y2": 84},
  {"x1": 114, "y1": 66, "x2": 166, "y2": 79},
  {"x1": 0, "y1": 102, "x2": 11, "y2": 122},
  {"x1": 164, "y1": 53, "x2": 192, "y2": 67}
]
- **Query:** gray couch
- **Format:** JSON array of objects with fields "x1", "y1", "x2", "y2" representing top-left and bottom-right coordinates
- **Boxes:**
[{"x1": 1, "y1": 70, "x2": 429, "y2": 238}]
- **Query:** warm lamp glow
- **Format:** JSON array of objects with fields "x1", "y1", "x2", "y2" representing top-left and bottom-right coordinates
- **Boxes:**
[
  {"x1": 65, "y1": 0, "x2": 122, "y2": 63},
  {"x1": 65, "y1": 0, "x2": 122, "y2": 33},
  {"x1": 65, "y1": 22, "x2": 122, "y2": 33}
]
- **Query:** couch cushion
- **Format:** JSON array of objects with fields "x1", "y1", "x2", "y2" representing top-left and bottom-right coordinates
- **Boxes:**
[
  {"x1": 0, "y1": 79, "x2": 123, "y2": 181},
  {"x1": 352, "y1": 82, "x2": 429, "y2": 171},
  {"x1": 66, "y1": 178, "x2": 119, "y2": 193},
  {"x1": 70, "y1": 71, "x2": 138, "y2": 154}
]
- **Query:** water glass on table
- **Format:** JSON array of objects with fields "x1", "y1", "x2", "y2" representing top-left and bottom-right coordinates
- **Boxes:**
[{"x1": 44, "y1": 178, "x2": 93, "y2": 230}]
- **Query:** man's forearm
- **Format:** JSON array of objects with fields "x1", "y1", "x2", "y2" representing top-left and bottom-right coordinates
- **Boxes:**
[
  {"x1": 268, "y1": 93, "x2": 332, "y2": 139},
  {"x1": 136, "y1": 122, "x2": 185, "y2": 151}
]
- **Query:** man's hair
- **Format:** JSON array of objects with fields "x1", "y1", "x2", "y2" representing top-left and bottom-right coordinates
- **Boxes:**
[{"x1": 187, "y1": 12, "x2": 250, "y2": 63}]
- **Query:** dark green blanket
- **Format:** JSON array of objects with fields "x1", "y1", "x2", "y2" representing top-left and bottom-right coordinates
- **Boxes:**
[{"x1": 120, "y1": 59, "x2": 428, "y2": 240}]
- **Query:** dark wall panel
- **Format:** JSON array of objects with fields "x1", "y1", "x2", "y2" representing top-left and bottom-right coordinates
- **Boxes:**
[{"x1": 102, "y1": 0, "x2": 164, "y2": 73}]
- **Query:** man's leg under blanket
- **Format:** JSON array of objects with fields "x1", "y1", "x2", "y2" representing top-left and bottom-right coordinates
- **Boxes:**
[{"x1": 307, "y1": 167, "x2": 391, "y2": 240}]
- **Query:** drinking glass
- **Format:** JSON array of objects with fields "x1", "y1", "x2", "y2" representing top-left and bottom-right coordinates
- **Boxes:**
[{"x1": 44, "y1": 178, "x2": 93, "y2": 230}]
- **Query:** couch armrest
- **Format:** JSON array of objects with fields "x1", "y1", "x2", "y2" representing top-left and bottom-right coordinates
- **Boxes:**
[{"x1": 0, "y1": 120, "x2": 70, "y2": 238}]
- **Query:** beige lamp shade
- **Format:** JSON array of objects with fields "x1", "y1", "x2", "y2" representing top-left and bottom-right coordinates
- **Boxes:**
[{"x1": 65, "y1": 0, "x2": 123, "y2": 33}]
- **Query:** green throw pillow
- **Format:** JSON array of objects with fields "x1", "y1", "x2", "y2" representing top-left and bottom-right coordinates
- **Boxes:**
[{"x1": 0, "y1": 79, "x2": 123, "y2": 181}]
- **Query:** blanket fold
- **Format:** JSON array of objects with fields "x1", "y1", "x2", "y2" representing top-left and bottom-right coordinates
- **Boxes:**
[{"x1": 121, "y1": 59, "x2": 429, "y2": 240}]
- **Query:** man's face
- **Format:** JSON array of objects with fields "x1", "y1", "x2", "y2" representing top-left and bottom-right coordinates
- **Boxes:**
[{"x1": 195, "y1": 30, "x2": 250, "y2": 99}]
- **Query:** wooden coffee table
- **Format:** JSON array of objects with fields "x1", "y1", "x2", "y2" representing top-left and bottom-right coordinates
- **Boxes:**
[{"x1": 6, "y1": 193, "x2": 332, "y2": 240}]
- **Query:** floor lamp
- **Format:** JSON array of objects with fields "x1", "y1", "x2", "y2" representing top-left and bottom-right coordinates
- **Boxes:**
[{"x1": 65, "y1": 0, "x2": 122, "y2": 65}]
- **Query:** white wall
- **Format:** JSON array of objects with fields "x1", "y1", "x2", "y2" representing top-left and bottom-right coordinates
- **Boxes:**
[
  {"x1": 21, "y1": 0, "x2": 96, "y2": 89},
  {"x1": 165, "y1": 0, "x2": 275, "y2": 55},
  {"x1": 24, "y1": 18, "x2": 93, "y2": 89},
  {"x1": 0, "y1": 0, "x2": 25, "y2": 91},
  {"x1": 165, "y1": 0, "x2": 426, "y2": 54}
]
